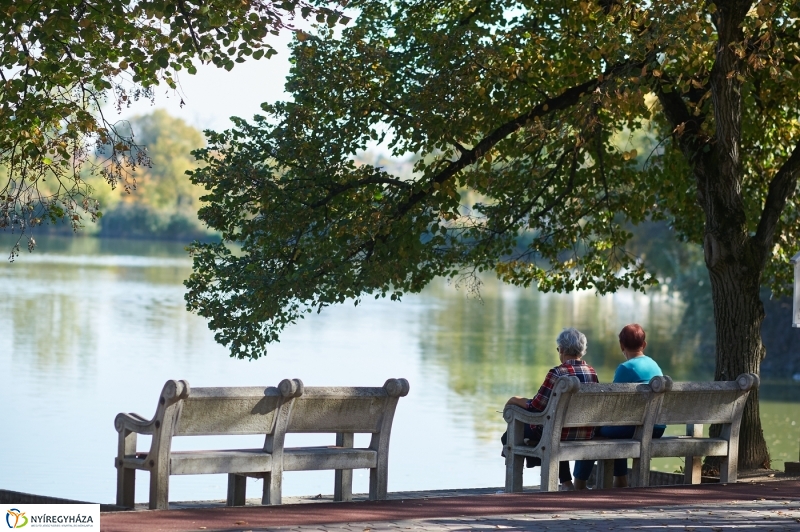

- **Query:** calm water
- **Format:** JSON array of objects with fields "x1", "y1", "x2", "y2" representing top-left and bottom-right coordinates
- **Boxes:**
[{"x1": 1, "y1": 236, "x2": 798, "y2": 503}]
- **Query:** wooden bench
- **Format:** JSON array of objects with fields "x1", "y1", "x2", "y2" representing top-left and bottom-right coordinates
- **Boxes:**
[
  {"x1": 114, "y1": 378, "x2": 409, "y2": 509},
  {"x1": 502, "y1": 373, "x2": 758, "y2": 492}
]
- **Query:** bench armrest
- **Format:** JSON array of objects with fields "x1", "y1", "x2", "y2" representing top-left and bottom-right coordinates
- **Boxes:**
[
  {"x1": 502, "y1": 404, "x2": 550, "y2": 425},
  {"x1": 114, "y1": 412, "x2": 156, "y2": 435}
]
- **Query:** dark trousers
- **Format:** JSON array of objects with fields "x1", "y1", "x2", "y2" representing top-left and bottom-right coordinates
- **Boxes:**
[
  {"x1": 572, "y1": 425, "x2": 666, "y2": 480},
  {"x1": 501, "y1": 426, "x2": 572, "y2": 483}
]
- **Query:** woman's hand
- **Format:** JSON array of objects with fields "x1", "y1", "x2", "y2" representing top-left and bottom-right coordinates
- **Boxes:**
[{"x1": 505, "y1": 396, "x2": 529, "y2": 408}]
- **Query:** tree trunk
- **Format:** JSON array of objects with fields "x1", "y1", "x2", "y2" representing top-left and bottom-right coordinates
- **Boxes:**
[
  {"x1": 705, "y1": 254, "x2": 771, "y2": 469},
  {"x1": 698, "y1": 1, "x2": 771, "y2": 471}
]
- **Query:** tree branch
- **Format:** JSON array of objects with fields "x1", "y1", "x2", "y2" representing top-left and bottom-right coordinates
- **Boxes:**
[
  {"x1": 308, "y1": 175, "x2": 412, "y2": 208},
  {"x1": 176, "y1": 0, "x2": 203, "y2": 54},
  {"x1": 653, "y1": 82, "x2": 709, "y2": 162},
  {"x1": 393, "y1": 56, "x2": 653, "y2": 220},
  {"x1": 752, "y1": 139, "x2": 800, "y2": 260}
]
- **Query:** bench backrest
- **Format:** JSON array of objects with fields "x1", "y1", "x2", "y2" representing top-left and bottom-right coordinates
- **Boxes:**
[
  {"x1": 655, "y1": 373, "x2": 759, "y2": 426},
  {"x1": 559, "y1": 380, "x2": 668, "y2": 428},
  {"x1": 141, "y1": 378, "x2": 409, "y2": 459},
  {"x1": 288, "y1": 387, "x2": 402, "y2": 433},
  {"x1": 132, "y1": 379, "x2": 302, "y2": 464},
  {"x1": 175, "y1": 387, "x2": 287, "y2": 436}
]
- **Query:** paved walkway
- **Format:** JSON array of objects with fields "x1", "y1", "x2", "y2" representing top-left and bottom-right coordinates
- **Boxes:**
[{"x1": 100, "y1": 480, "x2": 800, "y2": 532}]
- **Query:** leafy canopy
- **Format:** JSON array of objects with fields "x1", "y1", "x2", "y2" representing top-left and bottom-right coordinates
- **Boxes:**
[
  {"x1": 0, "y1": 0, "x2": 347, "y2": 257},
  {"x1": 185, "y1": 0, "x2": 800, "y2": 359}
]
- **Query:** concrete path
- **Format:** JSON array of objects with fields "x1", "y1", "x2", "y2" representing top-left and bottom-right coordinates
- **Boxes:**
[{"x1": 100, "y1": 480, "x2": 800, "y2": 532}]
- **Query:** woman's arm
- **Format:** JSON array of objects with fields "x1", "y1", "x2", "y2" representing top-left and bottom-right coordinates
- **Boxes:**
[{"x1": 505, "y1": 396, "x2": 530, "y2": 408}]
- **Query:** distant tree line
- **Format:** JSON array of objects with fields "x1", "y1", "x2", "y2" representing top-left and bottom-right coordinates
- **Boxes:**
[{"x1": 36, "y1": 110, "x2": 217, "y2": 242}]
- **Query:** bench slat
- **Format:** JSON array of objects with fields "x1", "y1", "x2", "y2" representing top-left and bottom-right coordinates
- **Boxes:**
[
  {"x1": 170, "y1": 449, "x2": 273, "y2": 475},
  {"x1": 650, "y1": 437, "x2": 729, "y2": 457},
  {"x1": 283, "y1": 447, "x2": 378, "y2": 471},
  {"x1": 558, "y1": 440, "x2": 643, "y2": 461},
  {"x1": 511, "y1": 440, "x2": 642, "y2": 461}
]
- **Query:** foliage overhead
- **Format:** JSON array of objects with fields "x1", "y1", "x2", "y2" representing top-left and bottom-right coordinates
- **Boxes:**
[
  {"x1": 185, "y1": 0, "x2": 800, "y2": 359},
  {"x1": 0, "y1": 0, "x2": 347, "y2": 258}
]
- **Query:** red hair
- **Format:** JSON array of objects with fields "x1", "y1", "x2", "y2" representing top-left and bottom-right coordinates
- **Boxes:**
[{"x1": 619, "y1": 323, "x2": 646, "y2": 351}]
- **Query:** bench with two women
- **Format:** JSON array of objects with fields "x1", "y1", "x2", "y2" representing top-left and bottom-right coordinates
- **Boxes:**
[{"x1": 502, "y1": 324, "x2": 758, "y2": 492}]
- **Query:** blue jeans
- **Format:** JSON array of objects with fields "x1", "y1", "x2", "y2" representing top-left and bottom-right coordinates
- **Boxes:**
[{"x1": 573, "y1": 425, "x2": 666, "y2": 480}]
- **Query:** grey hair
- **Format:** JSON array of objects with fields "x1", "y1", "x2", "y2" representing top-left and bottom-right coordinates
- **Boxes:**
[{"x1": 556, "y1": 327, "x2": 587, "y2": 357}]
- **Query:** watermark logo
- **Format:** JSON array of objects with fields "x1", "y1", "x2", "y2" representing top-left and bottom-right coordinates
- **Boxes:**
[
  {"x1": 5, "y1": 509, "x2": 28, "y2": 529},
  {"x1": 3, "y1": 504, "x2": 97, "y2": 530}
]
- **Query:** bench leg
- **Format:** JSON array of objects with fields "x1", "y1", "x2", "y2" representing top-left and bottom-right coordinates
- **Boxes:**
[
  {"x1": 148, "y1": 466, "x2": 169, "y2": 510},
  {"x1": 116, "y1": 464, "x2": 135, "y2": 507},
  {"x1": 227, "y1": 474, "x2": 247, "y2": 506},
  {"x1": 684, "y1": 455, "x2": 702, "y2": 484},
  {"x1": 504, "y1": 453, "x2": 524, "y2": 493},
  {"x1": 684, "y1": 424, "x2": 704, "y2": 484},
  {"x1": 334, "y1": 432, "x2": 354, "y2": 502},
  {"x1": 630, "y1": 458, "x2": 649, "y2": 488},
  {"x1": 369, "y1": 462, "x2": 388, "y2": 501},
  {"x1": 540, "y1": 454, "x2": 559, "y2": 492},
  {"x1": 595, "y1": 460, "x2": 614, "y2": 490},
  {"x1": 720, "y1": 455, "x2": 737, "y2": 484},
  {"x1": 334, "y1": 470, "x2": 353, "y2": 502},
  {"x1": 720, "y1": 422, "x2": 739, "y2": 484},
  {"x1": 262, "y1": 471, "x2": 282, "y2": 505}
]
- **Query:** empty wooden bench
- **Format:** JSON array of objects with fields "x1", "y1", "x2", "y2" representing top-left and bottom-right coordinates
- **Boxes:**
[
  {"x1": 502, "y1": 373, "x2": 758, "y2": 492},
  {"x1": 114, "y1": 378, "x2": 409, "y2": 509}
]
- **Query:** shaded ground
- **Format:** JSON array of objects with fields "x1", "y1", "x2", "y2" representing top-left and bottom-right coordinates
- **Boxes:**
[{"x1": 100, "y1": 479, "x2": 800, "y2": 532}]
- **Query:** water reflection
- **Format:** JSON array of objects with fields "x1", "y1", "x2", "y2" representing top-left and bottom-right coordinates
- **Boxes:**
[
  {"x1": 1, "y1": 235, "x2": 798, "y2": 505},
  {"x1": 417, "y1": 279, "x2": 716, "y2": 443}
]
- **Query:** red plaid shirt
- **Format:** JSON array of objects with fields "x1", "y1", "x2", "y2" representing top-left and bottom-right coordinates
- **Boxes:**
[{"x1": 525, "y1": 359, "x2": 598, "y2": 441}]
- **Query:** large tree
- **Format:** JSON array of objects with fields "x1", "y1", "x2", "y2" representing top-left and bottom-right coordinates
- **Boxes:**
[
  {"x1": 0, "y1": 0, "x2": 346, "y2": 256},
  {"x1": 185, "y1": 0, "x2": 800, "y2": 469}
]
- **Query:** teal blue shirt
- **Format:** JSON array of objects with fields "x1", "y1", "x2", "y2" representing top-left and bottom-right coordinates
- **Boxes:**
[
  {"x1": 614, "y1": 355, "x2": 666, "y2": 430},
  {"x1": 613, "y1": 355, "x2": 663, "y2": 384}
]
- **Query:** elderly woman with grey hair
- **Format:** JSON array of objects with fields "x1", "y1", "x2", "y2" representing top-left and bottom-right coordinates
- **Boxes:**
[{"x1": 501, "y1": 327, "x2": 599, "y2": 491}]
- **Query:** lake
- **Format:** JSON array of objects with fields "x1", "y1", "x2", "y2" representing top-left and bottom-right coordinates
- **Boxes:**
[{"x1": 1, "y1": 236, "x2": 798, "y2": 504}]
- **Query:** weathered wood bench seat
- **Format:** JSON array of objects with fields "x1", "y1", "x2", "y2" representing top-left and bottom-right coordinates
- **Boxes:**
[
  {"x1": 502, "y1": 373, "x2": 758, "y2": 492},
  {"x1": 114, "y1": 378, "x2": 409, "y2": 509}
]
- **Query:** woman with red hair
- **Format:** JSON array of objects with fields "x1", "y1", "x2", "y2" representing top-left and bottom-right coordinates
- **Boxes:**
[{"x1": 572, "y1": 323, "x2": 665, "y2": 488}]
